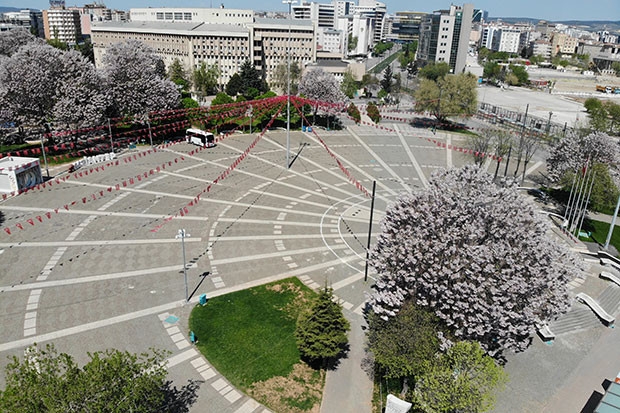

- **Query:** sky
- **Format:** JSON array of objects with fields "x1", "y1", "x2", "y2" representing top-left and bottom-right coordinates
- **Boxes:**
[{"x1": 2, "y1": 0, "x2": 619, "y2": 22}]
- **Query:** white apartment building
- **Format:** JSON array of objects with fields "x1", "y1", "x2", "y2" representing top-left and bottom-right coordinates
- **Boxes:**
[
  {"x1": 532, "y1": 39, "x2": 552, "y2": 60},
  {"x1": 42, "y1": 8, "x2": 82, "y2": 44},
  {"x1": 129, "y1": 7, "x2": 254, "y2": 25},
  {"x1": 318, "y1": 28, "x2": 346, "y2": 53},
  {"x1": 497, "y1": 29, "x2": 520, "y2": 54}
]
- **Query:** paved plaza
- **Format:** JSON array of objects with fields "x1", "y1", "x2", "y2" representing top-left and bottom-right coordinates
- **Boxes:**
[{"x1": 0, "y1": 110, "x2": 618, "y2": 412}]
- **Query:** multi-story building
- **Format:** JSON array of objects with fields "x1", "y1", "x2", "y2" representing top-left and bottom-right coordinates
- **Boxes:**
[
  {"x1": 249, "y1": 18, "x2": 316, "y2": 82},
  {"x1": 42, "y1": 7, "x2": 82, "y2": 44},
  {"x1": 91, "y1": 17, "x2": 316, "y2": 87},
  {"x1": 129, "y1": 7, "x2": 254, "y2": 25},
  {"x1": 531, "y1": 39, "x2": 552, "y2": 60},
  {"x1": 337, "y1": 13, "x2": 374, "y2": 56},
  {"x1": 551, "y1": 32, "x2": 578, "y2": 56},
  {"x1": 386, "y1": 11, "x2": 426, "y2": 43},
  {"x1": 0, "y1": 9, "x2": 44, "y2": 37},
  {"x1": 417, "y1": 3, "x2": 473, "y2": 74}
]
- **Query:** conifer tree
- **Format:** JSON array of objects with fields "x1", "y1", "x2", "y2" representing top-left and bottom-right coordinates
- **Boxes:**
[{"x1": 295, "y1": 285, "x2": 350, "y2": 363}]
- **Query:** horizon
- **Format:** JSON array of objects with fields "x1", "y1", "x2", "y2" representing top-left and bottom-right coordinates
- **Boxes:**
[{"x1": 0, "y1": 0, "x2": 618, "y2": 23}]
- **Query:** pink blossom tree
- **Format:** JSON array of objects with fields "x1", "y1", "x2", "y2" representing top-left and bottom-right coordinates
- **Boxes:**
[{"x1": 369, "y1": 165, "x2": 583, "y2": 354}]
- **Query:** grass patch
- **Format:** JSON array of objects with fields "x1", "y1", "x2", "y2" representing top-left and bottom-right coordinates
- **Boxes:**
[
  {"x1": 190, "y1": 277, "x2": 323, "y2": 412},
  {"x1": 579, "y1": 219, "x2": 620, "y2": 255},
  {"x1": 369, "y1": 52, "x2": 402, "y2": 74}
]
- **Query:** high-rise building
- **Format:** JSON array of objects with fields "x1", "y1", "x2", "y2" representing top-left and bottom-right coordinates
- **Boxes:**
[
  {"x1": 386, "y1": 11, "x2": 427, "y2": 43},
  {"x1": 42, "y1": 7, "x2": 82, "y2": 44},
  {"x1": 417, "y1": 3, "x2": 473, "y2": 74}
]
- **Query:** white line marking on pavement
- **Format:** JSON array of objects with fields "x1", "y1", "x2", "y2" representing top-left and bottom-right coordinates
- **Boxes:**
[
  {"x1": 164, "y1": 348, "x2": 199, "y2": 369},
  {"x1": 0, "y1": 206, "x2": 209, "y2": 221},
  {"x1": 394, "y1": 125, "x2": 429, "y2": 188},
  {"x1": 0, "y1": 238, "x2": 202, "y2": 248},
  {"x1": 0, "y1": 264, "x2": 198, "y2": 293},
  {"x1": 210, "y1": 244, "x2": 349, "y2": 266}
]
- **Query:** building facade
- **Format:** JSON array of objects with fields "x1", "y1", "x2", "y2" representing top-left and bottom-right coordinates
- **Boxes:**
[
  {"x1": 91, "y1": 17, "x2": 316, "y2": 87},
  {"x1": 42, "y1": 8, "x2": 82, "y2": 44},
  {"x1": 129, "y1": 7, "x2": 254, "y2": 25},
  {"x1": 417, "y1": 3, "x2": 473, "y2": 74}
]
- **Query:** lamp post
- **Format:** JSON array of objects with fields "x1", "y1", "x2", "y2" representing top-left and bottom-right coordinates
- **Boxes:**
[
  {"x1": 283, "y1": 0, "x2": 297, "y2": 169},
  {"x1": 247, "y1": 104, "x2": 253, "y2": 135},
  {"x1": 176, "y1": 229, "x2": 191, "y2": 302}
]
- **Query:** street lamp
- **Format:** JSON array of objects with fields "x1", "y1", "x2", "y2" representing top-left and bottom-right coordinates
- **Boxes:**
[
  {"x1": 246, "y1": 104, "x2": 253, "y2": 135},
  {"x1": 176, "y1": 229, "x2": 191, "y2": 302},
  {"x1": 283, "y1": 0, "x2": 297, "y2": 169}
]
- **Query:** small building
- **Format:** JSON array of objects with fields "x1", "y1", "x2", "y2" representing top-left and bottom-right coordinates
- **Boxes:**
[{"x1": 0, "y1": 157, "x2": 44, "y2": 194}]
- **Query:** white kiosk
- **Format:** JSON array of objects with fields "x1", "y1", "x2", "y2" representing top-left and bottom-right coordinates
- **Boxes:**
[{"x1": 0, "y1": 156, "x2": 44, "y2": 195}]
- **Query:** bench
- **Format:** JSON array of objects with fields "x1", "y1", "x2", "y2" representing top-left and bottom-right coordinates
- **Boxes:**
[
  {"x1": 537, "y1": 325, "x2": 555, "y2": 341},
  {"x1": 600, "y1": 271, "x2": 620, "y2": 288},
  {"x1": 598, "y1": 251, "x2": 620, "y2": 272},
  {"x1": 575, "y1": 292, "x2": 615, "y2": 326}
]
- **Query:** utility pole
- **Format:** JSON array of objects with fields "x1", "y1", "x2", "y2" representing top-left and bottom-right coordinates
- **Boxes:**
[{"x1": 176, "y1": 229, "x2": 191, "y2": 302}]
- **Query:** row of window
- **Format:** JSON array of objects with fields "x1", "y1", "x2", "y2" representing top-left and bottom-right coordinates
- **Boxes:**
[{"x1": 156, "y1": 12, "x2": 193, "y2": 20}]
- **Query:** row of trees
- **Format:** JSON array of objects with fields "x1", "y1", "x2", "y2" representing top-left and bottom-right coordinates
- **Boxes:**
[
  {"x1": 0, "y1": 345, "x2": 199, "y2": 412},
  {"x1": 0, "y1": 30, "x2": 180, "y2": 141},
  {"x1": 584, "y1": 98, "x2": 620, "y2": 135}
]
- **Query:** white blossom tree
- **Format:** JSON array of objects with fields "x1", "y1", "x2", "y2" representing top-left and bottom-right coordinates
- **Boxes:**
[
  {"x1": 102, "y1": 40, "x2": 180, "y2": 117},
  {"x1": 54, "y1": 49, "x2": 109, "y2": 130},
  {"x1": 298, "y1": 68, "x2": 346, "y2": 122},
  {"x1": 0, "y1": 43, "x2": 65, "y2": 127},
  {"x1": 0, "y1": 28, "x2": 38, "y2": 57},
  {"x1": 369, "y1": 165, "x2": 583, "y2": 354},
  {"x1": 546, "y1": 131, "x2": 618, "y2": 182}
]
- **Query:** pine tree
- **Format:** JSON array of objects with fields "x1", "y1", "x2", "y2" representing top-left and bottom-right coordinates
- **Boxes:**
[{"x1": 295, "y1": 285, "x2": 350, "y2": 363}]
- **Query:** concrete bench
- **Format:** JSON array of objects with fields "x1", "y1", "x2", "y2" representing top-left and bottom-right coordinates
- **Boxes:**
[
  {"x1": 600, "y1": 271, "x2": 620, "y2": 288},
  {"x1": 537, "y1": 325, "x2": 555, "y2": 341},
  {"x1": 598, "y1": 251, "x2": 620, "y2": 272},
  {"x1": 575, "y1": 292, "x2": 615, "y2": 326}
]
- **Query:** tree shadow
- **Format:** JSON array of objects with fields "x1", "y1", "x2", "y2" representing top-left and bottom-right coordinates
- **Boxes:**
[
  {"x1": 0, "y1": 210, "x2": 4, "y2": 227},
  {"x1": 161, "y1": 379, "x2": 202, "y2": 413},
  {"x1": 302, "y1": 343, "x2": 351, "y2": 372}
]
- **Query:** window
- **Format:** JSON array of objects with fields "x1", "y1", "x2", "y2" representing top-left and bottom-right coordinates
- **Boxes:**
[
  {"x1": 156, "y1": 12, "x2": 163, "y2": 19},
  {"x1": 165, "y1": 12, "x2": 172, "y2": 20},
  {"x1": 174, "y1": 12, "x2": 182, "y2": 19},
  {"x1": 184, "y1": 13, "x2": 192, "y2": 20}
]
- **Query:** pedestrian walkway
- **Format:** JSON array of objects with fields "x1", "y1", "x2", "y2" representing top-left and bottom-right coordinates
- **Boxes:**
[{"x1": 320, "y1": 311, "x2": 373, "y2": 413}]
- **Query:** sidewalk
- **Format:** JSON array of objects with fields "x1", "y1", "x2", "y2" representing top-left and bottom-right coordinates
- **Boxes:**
[{"x1": 320, "y1": 311, "x2": 373, "y2": 413}]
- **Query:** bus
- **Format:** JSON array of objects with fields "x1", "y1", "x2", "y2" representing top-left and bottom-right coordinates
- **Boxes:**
[{"x1": 186, "y1": 128, "x2": 215, "y2": 148}]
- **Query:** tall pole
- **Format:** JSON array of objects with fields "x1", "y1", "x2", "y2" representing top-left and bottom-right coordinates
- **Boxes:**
[
  {"x1": 40, "y1": 131, "x2": 49, "y2": 178},
  {"x1": 604, "y1": 194, "x2": 620, "y2": 250},
  {"x1": 147, "y1": 116, "x2": 153, "y2": 147},
  {"x1": 176, "y1": 229, "x2": 191, "y2": 302},
  {"x1": 283, "y1": 0, "x2": 297, "y2": 169},
  {"x1": 108, "y1": 118, "x2": 113, "y2": 152},
  {"x1": 364, "y1": 181, "x2": 377, "y2": 282}
]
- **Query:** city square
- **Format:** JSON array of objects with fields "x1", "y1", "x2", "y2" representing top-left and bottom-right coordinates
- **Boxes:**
[{"x1": 0, "y1": 101, "x2": 619, "y2": 411}]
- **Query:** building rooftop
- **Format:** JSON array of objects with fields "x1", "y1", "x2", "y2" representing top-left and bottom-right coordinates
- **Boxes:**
[{"x1": 91, "y1": 20, "x2": 249, "y2": 35}]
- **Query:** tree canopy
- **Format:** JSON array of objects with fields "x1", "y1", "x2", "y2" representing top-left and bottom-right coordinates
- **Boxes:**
[
  {"x1": 295, "y1": 285, "x2": 350, "y2": 363},
  {"x1": 369, "y1": 165, "x2": 583, "y2": 354},
  {"x1": 0, "y1": 344, "x2": 199, "y2": 413},
  {"x1": 418, "y1": 62, "x2": 450, "y2": 82},
  {"x1": 410, "y1": 341, "x2": 507, "y2": 413},
  {"x1": 546, "y1": 131, "x2": 618, "y2": 183},
  {"x1": 270, "y1": 62, "x2": 301, "y2": 95},
  {"x1": 102, "y1": 40, "x2": 180, "y2": 117},
  {"x1": 414, "y1": 73, "x2": 477, "y2": 122}
]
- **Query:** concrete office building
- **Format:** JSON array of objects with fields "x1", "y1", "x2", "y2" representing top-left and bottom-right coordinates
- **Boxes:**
[
  {"x1": 43, "y1": 8, "x2": 82, "y2": 44},
  {"x1": 91, "y1": 17, "x2": 315, "y2": 87},
  {"x1": 129, "y1": 7, "x2": 254, "y2": 25}
]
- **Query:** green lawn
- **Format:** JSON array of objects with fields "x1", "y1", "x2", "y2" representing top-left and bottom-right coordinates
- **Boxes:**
[
  {"x1": 189, "y1": 277, "x2": 316, "y2": 390},
  {"x1": 579, "y1": 219, "x2": 620, "y2": 255}
]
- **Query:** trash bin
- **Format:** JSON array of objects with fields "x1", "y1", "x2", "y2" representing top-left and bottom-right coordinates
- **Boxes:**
[
  {"x1": 307, "y1": 126, "x2": 312, "y2": 132},
  {"x1": 199, "y1": 293, "x2": 208, "y2": 305},
  {"x1": 302, "y1": 125, "x2": 307, "y2": 132}
]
